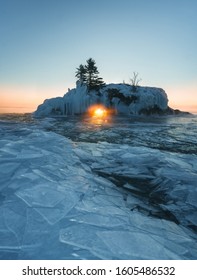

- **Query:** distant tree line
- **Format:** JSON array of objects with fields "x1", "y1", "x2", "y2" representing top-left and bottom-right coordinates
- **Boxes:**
[{"x1": 75, "y1": 58, "x2": 105, "y2": 91}]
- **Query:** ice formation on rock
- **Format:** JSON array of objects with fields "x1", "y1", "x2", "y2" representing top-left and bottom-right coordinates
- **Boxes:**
[{"x1": 34, "y1": 82, "x2": 169, "y2": 117}]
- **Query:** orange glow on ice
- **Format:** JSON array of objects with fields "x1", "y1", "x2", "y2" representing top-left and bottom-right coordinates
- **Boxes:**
[
  {"x1": 88, "y1": 105, "x2": 108, "y2": 118},
  {"x1": 95, "y1": 108, "x2": 104, "y2": 117},
  {"x1": 86, "y1": 104, "x2": 116, "y2": 125}
]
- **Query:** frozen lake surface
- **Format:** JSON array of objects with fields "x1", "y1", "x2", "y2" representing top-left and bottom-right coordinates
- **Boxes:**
[{"x1": 0, "y1": 113, "x2": 197, "y2": 259}]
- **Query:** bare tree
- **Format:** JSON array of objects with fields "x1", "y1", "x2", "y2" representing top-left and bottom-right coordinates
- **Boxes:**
[{"x1": 130, "y1": 72, "x2": 141, "y2": 92}]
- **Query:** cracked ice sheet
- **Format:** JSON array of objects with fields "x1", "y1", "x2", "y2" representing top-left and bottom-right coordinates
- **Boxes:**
[
  {"x1": 59, "y1": 221, "x2": 195, "y2": 259},
  {"x1": 1, "y1": 122, "x2": 197, "y2": 260},
  {"x1": 97, "y1": 230, "x2": 180, "y2": 259},
  {"x1": 76, "y1": 141, "x2": 197, "y2": 222},
  {"x1": 69, "y1": 212, "x2": 128, "y2": 228},
  {"x1": 1, "y1": 130, "x2": 87, "y2": 226},
  {"x1": 94, "y1": 211, "x2": 197, "y2": 259},
  {"x1": 35, "y1": 191, "x2": 81, "y2": 225},
  {"x1": 59, "y1": 224, "x2": 115, "y2": 259},
  {"x1": 16, "y1": 183, "x2": 66, "y2": 207},
  {"x1": 0, "y1": 208, "x2": 23, "y2": 252}
]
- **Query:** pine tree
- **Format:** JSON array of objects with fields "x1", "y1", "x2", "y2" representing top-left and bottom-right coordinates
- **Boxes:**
[
  {"x1": 75, "y1": 64, "x2": 87, "y2": 84},
  {"x1": 75, "y1": 58, "x2": 105, "y2": 91},
  {"x1": 85, "y1": 58, "x2": 98, "y2": 89},
  {"x1": 90, "y1": 76, "x2": 105, "y2": 90},
  {"x1": 85, "y1": 58, "x2": 105, "y2": 90}
]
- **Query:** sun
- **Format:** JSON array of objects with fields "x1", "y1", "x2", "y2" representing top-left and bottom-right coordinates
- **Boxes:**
[
  {"x1": 94, "y1": 107, "x2": 106, "y2": 118},
  {"x1": 87, "y1": 104, "x2": 108, "y2": 119},
  {"x1": 86, "y1": 104, "x2": 116, "y2": 125}
]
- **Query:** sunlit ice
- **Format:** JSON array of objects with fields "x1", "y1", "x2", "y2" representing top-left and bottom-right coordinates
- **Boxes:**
[
  {"x1": 88, "y1": 104, "x2": 107, "y2": 118},
  {"x1": 85, "y1": 104, "x2": 115, "y2": 126},
  {"x1": 94, "y1": 107, "x2": 106, "y2": 118}
]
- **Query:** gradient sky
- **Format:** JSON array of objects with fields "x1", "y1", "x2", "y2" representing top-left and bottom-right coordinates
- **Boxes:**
[{"x1": 0, "y1": 0, "x2": 197, "y2": 113}]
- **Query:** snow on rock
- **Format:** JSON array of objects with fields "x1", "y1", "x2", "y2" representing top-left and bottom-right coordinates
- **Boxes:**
[{"x1": 34, "y1": 83, "x2": 169, "y2": 117}]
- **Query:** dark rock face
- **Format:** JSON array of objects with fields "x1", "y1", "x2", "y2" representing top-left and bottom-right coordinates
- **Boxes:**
[
  {"x1": 139, "y1": 105, "x2": 167, "y2": 115},
  {"x1": 139, "y1": 106, "x2": 191, "y2": 116},
  {"x1": 106, "y1": 88, "x2": 139, "y2": 106},
  {"x1": 165, "y1": 107, "x2": 191, "y2": 115}
]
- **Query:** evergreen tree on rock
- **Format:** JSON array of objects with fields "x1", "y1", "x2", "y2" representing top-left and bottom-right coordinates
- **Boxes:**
[
  {"x1": 75, "y1": 64, "x2": 87, "y2": 84},
  {"x1": 76, "y1": 58, "x2": 105, "y2": 91},
  {"x1": 85, "y1": 58, "x2": 105, "y2": 90}
]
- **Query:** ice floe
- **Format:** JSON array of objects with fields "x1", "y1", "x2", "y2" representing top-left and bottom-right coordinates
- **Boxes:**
[{"x1": 0, "y1": 116, "x2": 196, "y2": 260}]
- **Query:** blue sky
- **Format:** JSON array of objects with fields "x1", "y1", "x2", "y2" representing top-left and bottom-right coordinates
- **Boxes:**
[{"x1": 0, "y1": 0, "x2": 197, "y2": 112}]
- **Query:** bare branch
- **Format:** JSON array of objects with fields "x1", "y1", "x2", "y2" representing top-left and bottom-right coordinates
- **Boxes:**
[
  {"x1": 130, "y1": 72, "x2": 141, "y2": 92},
  {"x1": 130, "y1": 72, "x2": 141, "y2": 87}
]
